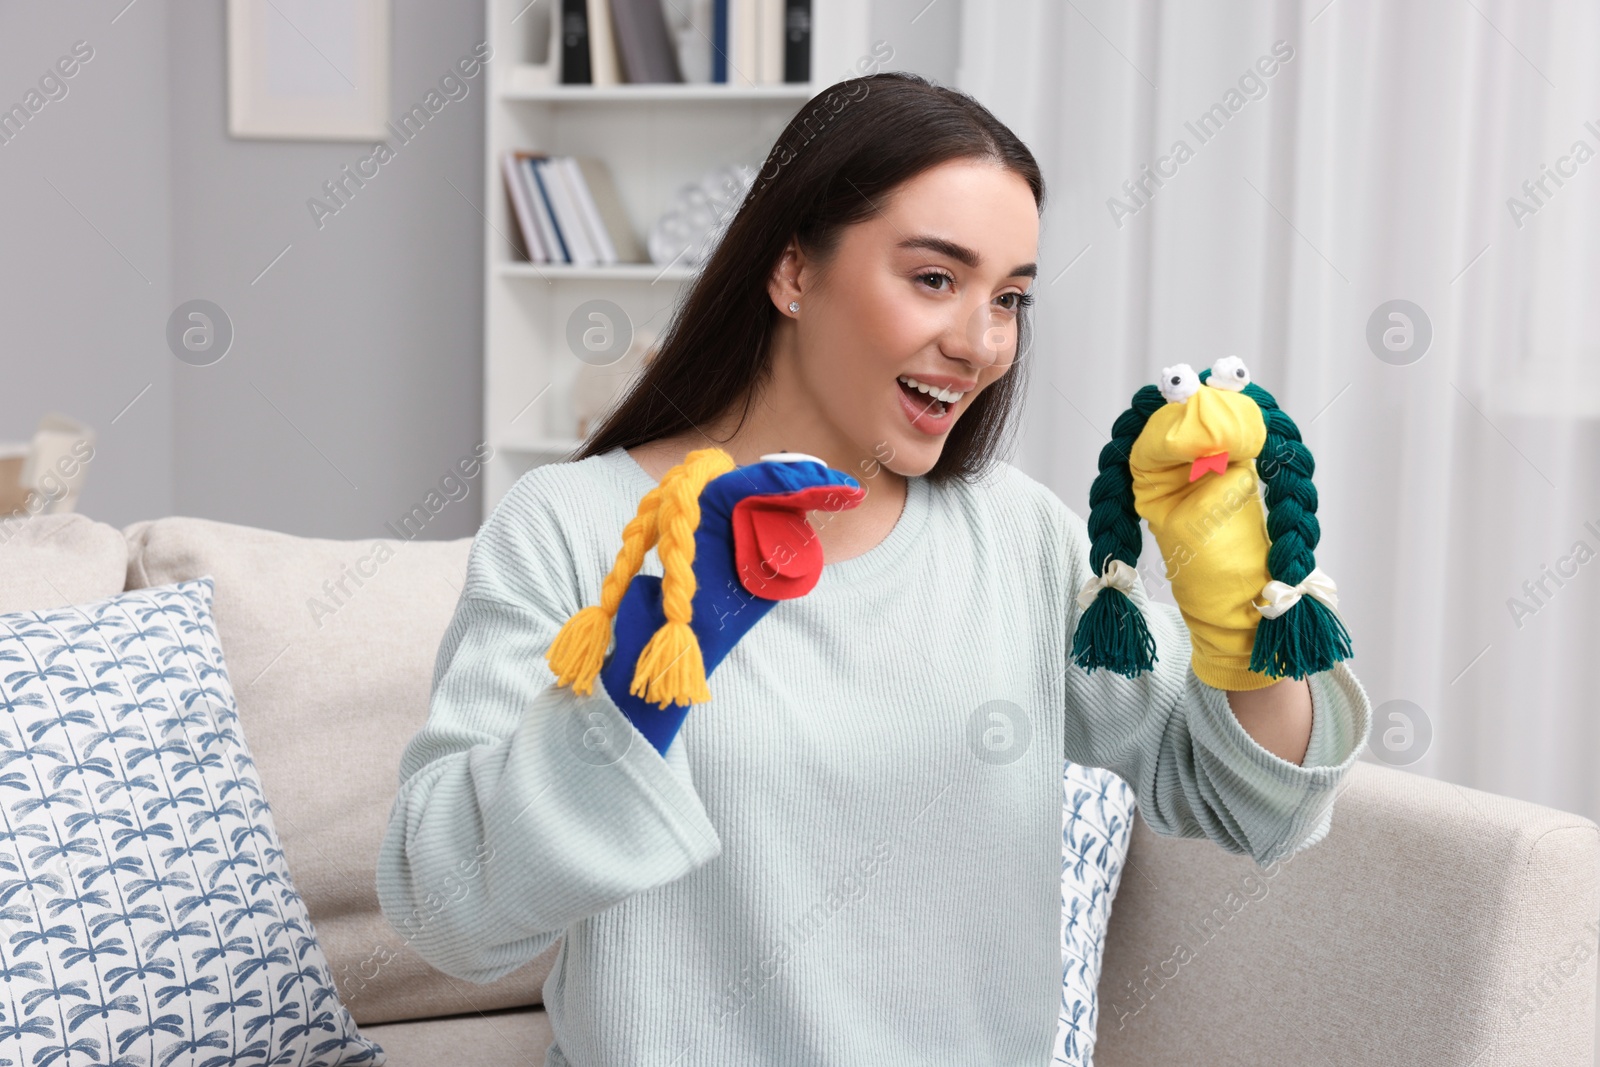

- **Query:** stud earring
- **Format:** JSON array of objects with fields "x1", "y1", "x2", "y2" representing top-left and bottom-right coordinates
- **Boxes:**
[{"x1": 788, "y1": 301, "x2": 800, "y2": 313}]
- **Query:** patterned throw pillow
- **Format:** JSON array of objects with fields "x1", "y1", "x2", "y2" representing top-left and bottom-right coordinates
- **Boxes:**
[
  {"x1": 0, "y1": 577, "x2": 384, "y2": 1067},
  {"x1": 1053, "y1": 761, "x2": 1137, "y2": 1066}
]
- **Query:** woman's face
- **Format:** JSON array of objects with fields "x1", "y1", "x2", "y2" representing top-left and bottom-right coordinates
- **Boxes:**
[{"x1": 772, "y1": 157, "x2": 1039, "y2": 478}]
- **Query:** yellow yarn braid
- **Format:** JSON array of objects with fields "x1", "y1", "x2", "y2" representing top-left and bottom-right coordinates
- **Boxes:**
[
  {"x1": 544, "y1": 447, "x2": 738, "y2": 708},
  {"x1": 543, "y1": 482, "x2": 665, "y2": 696},
  {"x1": 630, "y1": 448, "x2": 737, "y2": 707}
]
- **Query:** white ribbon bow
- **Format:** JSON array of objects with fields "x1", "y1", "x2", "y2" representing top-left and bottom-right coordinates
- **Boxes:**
[
  {"x1": 1254, "y1": 566, "x2": 1339, "y2": 619},
  {"x1": 1077, "y1": 558, "x2": 1139, "y2": 612}
]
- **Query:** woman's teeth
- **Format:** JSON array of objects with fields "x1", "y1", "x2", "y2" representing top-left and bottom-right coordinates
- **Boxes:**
[{"x1": 897, "y1": 375, "x2": 965, "y2": 404}]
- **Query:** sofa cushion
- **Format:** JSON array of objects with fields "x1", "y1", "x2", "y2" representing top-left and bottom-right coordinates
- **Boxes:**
[
  {"x1": 1057, "y1": 761, "x2": 1137, "y2": 1065},
  {"x1": 122, "y1": 517, "x2": 557, "y2": 1025},
  {"x1": 0, "y1": 512, "x2": 126, "y2": 613},
  {"x1": 0, "y1": 576, "x2": 384, "y2": 1066},
  {"x1": 360, "y1": 1006, "x2": 553, "y2": 1065},
  {"x1": 1095, "y1": 762, "x2": 1600, "y2": 1065}
]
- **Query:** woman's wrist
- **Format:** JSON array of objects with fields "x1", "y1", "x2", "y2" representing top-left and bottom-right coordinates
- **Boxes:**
[{"x1": 1224, "y1": 676, "x2": 1314, "y2": 766}]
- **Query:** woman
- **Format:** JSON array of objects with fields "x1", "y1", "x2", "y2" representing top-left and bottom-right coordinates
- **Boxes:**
[{"x1": 376, "y1": 72, "x2": 1371, "y2": 1064}]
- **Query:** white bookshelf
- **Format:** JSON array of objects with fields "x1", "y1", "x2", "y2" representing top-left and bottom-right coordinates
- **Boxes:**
[{"x1": 481, "y1": 0, "x2": 869, "y2": 517}]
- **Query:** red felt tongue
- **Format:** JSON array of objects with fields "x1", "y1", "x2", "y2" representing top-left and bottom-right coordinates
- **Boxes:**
[
  {"x1": 1189, "y1": 451, "x2": 1229, "y2": 482},
  {"x1": 731, "y1": 484, "x2": 864, "y2": 600},
  {"x1": 752, "y1": 508, "x2": 813, "y2": 575},
  {"x1": 734, "y1": 504, "x2": 822, "y2": 600}
]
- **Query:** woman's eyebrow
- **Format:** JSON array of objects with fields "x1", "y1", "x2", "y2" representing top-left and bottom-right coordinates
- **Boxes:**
[{"x1": 896, "y1": 234, "x2": 1038, "y2": 279}]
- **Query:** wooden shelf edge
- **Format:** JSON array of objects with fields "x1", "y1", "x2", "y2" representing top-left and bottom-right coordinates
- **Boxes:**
[
  {"x1": 499, "y1": 82, "x2": 818, "y2": 103},
  {"x1": 494, "y1": 262, "x2": 699, "y2": 282}
]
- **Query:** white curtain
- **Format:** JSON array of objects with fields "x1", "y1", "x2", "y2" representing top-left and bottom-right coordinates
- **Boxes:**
[{"x1": 956, "y1": 0, "x2": 1600, "y2": 824}]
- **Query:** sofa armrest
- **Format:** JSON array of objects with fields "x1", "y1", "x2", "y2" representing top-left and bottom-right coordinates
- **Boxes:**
[{"x1": 1096, "y1": 760, "x2": 1600, "y2": 1067}]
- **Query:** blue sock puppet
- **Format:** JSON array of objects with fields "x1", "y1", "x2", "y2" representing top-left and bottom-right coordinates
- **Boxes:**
[{"x1": 546, "y1": 448, "x2": 864, "y2": 755}]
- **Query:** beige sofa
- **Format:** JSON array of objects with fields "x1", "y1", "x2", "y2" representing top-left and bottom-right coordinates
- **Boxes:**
[{"x1": 3, "y1": 511, "x2": 1596, "y2": 1066}]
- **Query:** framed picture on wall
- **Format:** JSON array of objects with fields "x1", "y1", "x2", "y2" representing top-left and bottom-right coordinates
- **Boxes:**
[{"x1": 227, "y1": 0, "x2": 390, "y2": 140}]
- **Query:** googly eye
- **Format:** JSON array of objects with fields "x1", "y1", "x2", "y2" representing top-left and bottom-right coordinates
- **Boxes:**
[
  {"x1": 759, "y1": 451, "x2": 827, "y2": 465},
  {"x1": 1157, "y1": 364, "x2": 1200, "y2": 403},
  {"x1": 1206, "y1": 355, "x2": 1251, "y2": 392}
]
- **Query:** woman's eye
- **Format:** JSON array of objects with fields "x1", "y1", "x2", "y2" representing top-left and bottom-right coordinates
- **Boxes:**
[{"x1": 915, "y1": 271, "x2": 1033, "y2": 312}]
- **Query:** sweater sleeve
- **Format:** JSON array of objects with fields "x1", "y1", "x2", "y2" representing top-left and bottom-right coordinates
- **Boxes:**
[
  {"x1": 1055, "y1": 499, "x2": 1372, "y2": 868},
  {"x1": 374, "y1": 473, "x2": 723, "y2": 985}
]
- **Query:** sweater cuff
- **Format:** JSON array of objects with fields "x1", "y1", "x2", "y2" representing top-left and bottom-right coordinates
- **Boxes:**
[
  {"x1": 1302, "y1": 664, "x2": 1350, "y2": 769},
  {"x1": 578, "y1": 671, "x2": 723, "y2": 867},
  {"x1": 1185, "y1": 659, "x2": 1371, "y2": 863},
  {"x1": 1192, "y1": 659, "x2": 1368, "y2": 784}
]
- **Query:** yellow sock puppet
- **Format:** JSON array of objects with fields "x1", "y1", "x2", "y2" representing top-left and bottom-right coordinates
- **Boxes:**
[{"x1": 1070, "y1": 356, "x2": 1353, "y2": 689}]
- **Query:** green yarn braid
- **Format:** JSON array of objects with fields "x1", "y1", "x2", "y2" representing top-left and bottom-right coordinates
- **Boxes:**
[
  {"x1": 1238, "y1": 378, "x2": 1354, "y2": 679},
  {"x1": 1069, "y1": 368, "x2": 1354, "y2": 683},
  {"x1": 1070, "y1": 383, "x2": 1165, "y2": 677}
]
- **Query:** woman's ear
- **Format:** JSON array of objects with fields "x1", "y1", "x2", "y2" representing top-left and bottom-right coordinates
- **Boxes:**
[{"x1": 767, "y1": 237, "x2": 806, "y2": 316}]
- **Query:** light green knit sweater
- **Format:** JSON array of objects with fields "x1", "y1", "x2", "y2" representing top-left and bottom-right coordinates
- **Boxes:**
[{"x1": 376, "y1": 445, "x2": 1372, "y2": 1065}]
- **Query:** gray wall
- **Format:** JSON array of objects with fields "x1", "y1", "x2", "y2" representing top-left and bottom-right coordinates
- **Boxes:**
[
  {"x1": 2, "y1": 0, "x2": 959, "y2": 540},
  {"x1": 167, "y1": 1, "x2": 487, "y2": 540},
  {"x1": 1, "y1": 0, "x2": 486, "y2": 541},
  {"x1": 871, "y1": 0, "x2": 962, "y2": 84},
  {"x1": 0, "y1": 1, "x2": 174, "y2": 526}
]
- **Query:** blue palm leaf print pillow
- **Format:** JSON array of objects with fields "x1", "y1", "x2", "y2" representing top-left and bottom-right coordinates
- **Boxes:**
[
  {"x1": 0, "y1": 577, "x2": 384, "y2": 1067},
  {"x1": 1053, "y1": 760, "x2": 1136, "y2": 1067}
]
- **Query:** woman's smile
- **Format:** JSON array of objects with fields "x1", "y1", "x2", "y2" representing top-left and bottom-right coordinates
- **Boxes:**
[{"x1": 895, "y1": 373, "x2": 964, "y2": 433}]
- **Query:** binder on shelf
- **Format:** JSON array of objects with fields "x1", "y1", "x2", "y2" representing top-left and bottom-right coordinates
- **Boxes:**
[
  {"x1": 712, "y1": 0, "x2": 727, "y2": 82},
  {"x1": 560, "y1": 0, "x2": 592, "y2": 84},
  {"x1": 610, "y1": 0, "x2": 684, "y2": 83},
  {"x1": 783, "y1": 0, "x2": 810, "y2": 83}
]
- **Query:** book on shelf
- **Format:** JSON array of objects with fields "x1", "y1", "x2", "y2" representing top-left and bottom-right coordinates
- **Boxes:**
[
  {"x1": 502, "y1": 150, "x2": 644, "y2": 265},
  {"x1": 612, "y1": 0, "x2": 683, "y2": 82},
  {"x1": 538, "y1": 157, "x2": 589, "y2": 264},
  {"x1": 500, "y1": 151, "x2": 540, "y2": 259},
  {"x1": 586, "y1": 0, "x2": 623, "y2": 85},
  {"x1": 564, "y1": 157, "x2": 624, "y2": 262},
  {"x1": 524, "y1": 157, "x2": 571, "y2": 261},
  {"x1": 549, "y1": 0, "x2": 809, "y2": 85}
]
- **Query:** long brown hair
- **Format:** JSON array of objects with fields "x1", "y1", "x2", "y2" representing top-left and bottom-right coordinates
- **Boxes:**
[{"x1": 576, "y1": 71, "x2": 1046, "y2": 485}]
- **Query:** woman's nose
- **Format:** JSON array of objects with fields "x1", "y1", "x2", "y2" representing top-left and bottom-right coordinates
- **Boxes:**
[{"x1": 952, "y1": 301, "x2": 1015, "y2": 370}]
